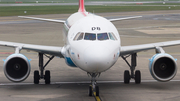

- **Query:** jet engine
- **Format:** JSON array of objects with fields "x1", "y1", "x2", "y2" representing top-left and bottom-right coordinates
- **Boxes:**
[
  {"x1": 3, "y1": 54, "x2": 31, "y2": 82},
  {"x1": 149, "y1": 53, "x2": 177, "y2": 82}
]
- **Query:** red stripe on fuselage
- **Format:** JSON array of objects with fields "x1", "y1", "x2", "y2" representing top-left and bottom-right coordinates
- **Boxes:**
[{"x1": 78, "y1": 0, "x2": 87, "y2": 16}]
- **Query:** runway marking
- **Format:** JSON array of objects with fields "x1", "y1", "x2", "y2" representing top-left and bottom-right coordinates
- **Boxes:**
[
  {"x1": 120, "y1": 35, "x2": 180, "y2": 38},
  {"x1": 0, "y1": 52, "x2": 13, "y2": 54},
  {"x1": 1, "y1": 80, "x2": 180, "y2": 86},
  {"x1": 93, "y1": 92, "x2": 101, "y2": 101},
  {"x1": 90, "y1": 85, "x2": 102, "y2": 101},
  {"x1": 118, "y1": 24, "x2": 180, "y2": 30},
  {"x1": 137, "y1": 28, "x2": 180, "y2": 35},
  {"x1": 12, "y1": 94, "x2": 67, "y2": 99}
]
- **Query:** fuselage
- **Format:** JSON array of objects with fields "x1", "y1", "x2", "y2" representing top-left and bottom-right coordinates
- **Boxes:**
[{"x1": 62, "y1": 11, "x2": 121, "y2": 73}]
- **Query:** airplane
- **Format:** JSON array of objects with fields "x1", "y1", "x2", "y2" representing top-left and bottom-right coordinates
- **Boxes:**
[{"x1": 1, "y1": 0, "x2": 180, "y2": 96}]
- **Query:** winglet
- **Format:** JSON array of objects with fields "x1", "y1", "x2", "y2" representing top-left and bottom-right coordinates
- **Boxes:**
[{"x1": 78, "y1": 0, "x2": 86, "y2": 12}]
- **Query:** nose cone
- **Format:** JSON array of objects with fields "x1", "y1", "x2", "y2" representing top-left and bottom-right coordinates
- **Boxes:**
[{"x1": 84, "y1": 46, "x2": 113, "y2": 72}]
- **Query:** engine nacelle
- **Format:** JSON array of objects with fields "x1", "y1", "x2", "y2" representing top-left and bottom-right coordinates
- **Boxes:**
[
  {"x1": 149, "y1": 53, "x2": 177, "y2": 82},
  {"x1": 3, "y1": 54, "x2": 31, "y2": 82}
]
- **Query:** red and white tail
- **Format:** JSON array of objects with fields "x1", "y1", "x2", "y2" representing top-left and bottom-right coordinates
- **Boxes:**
[{"x1": 78, "y1": 0, "x2": 86, "y2": 12}]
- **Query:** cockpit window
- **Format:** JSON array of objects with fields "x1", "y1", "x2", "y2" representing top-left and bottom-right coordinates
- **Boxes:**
[
  {"x1": 84, "y1": 33, "x2": 96, "y2": 41},
  {"x1": 73, "y1": 32, "x2": 84, "y2": 41},
  {"x1": 74, "y1": 32, "x2": 117, "y2": 41},
  {"x1": 77, "y1": 32, "x2": 84, "y2": 40},
  {"x1": 108, "y1": 33, "x2": 115, "y2": 40},
  {"x1": 73, "y1": 32, "x2": 80, "y2": 41},
  {"x1": 108, "y1": 32, "x2": 117, "y2": 40},
  {"x1": 97, "y1": 33, "x2": 109, "y2": 41}
]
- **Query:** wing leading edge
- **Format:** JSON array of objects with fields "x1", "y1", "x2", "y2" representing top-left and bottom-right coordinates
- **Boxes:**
[
  {"x1": 120, "y1": 40, "x2": 180, "y2": 56},
  {"x1": 0, "y1": 41, "x2": 63, "y2": 58},
  {"x1": 109, "y1": 16, "x2": 142, "y2": 22},
  {"x1": 18, "y1": 16, "x2": 65, "y2": 23}
]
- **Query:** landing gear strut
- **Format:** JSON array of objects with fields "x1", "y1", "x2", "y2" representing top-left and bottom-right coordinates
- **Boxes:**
[
  {"x1": 122, "y1": 53, "x2": 141, "y2": 84},
  {"x1": 88, "y1": 73, "x2": 100, "y2": 96},
  {"x1": 34, "y1": 53, "x2": 54, "y2": 84}
]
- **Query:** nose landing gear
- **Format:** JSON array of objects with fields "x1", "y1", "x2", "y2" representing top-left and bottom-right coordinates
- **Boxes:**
[{"x1": 88, "y1": 73, "x2": 100, "y2": 97}]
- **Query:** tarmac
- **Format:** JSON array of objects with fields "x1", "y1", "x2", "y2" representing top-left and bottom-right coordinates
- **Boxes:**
[{"x1": 0, "y1": 10, "x2": 180, "y2": 101}]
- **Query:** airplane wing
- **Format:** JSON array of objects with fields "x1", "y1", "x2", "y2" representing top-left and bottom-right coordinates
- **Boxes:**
[
  {"x1": 109, "y1": 16, "x2": 142, "y2": 22},
  {"x1": 18, "y1": 16, "x2": 65, "y2": 23},
  {"x1": 120, "y1": 40, "x2": 180, "y2": 56},
  {"x1": 0, "y1": 41, "x2": 64, "y2": 58}
]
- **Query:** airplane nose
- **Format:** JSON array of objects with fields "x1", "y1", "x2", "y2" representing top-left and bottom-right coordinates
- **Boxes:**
[{"x1": 84, "y1": 46, "x2": 112, "y2": 72}]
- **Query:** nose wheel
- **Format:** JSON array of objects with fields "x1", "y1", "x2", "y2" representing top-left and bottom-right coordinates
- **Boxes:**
[
  {"x1": 89, "y1": 85, "x2": 99, "y2": 97},
  {"x1": 88, "y1": 85, "x2": 99, "y2": 96},
  {"x1": 88, "y1": 86, "x2": 93, "y2": 96}
]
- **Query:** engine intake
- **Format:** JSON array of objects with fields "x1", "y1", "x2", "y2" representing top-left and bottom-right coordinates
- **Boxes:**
[
  {"x1": 149, "y1": 53, "x2": 177, "y2": 82},
  {"x1": 3, "y1": 54, "x2": 31, "y2": 82}
]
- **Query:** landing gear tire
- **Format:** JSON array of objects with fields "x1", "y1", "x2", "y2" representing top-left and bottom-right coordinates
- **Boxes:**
[
  {"x1": 95, "y1": 86, "x2": 99, "y2": 96},
  {"x1": 124, "y1": 70, "x2": 130, "y2": 84},
  {"x1": 34, "y1": 70, "x2": 40, "y2": 84},
  {"x1": 135, "y1": 70, "x2": 141, "y2": 84},
  {"x1": 88, "y1": 86, "x2": 92, "y2": 96},
  {"x1": 44, "y1": 70, "x2": 51, "y2": 84}
]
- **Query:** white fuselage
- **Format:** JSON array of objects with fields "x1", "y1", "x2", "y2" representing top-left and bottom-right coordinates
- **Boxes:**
[{"x1": 62, "y1": 11, "x2": 121, "y2": 73}]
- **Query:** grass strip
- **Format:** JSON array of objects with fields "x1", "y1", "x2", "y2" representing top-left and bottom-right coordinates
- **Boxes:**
[{"x1": 0, "y1": 5, "x2": 180, "y2": 16}]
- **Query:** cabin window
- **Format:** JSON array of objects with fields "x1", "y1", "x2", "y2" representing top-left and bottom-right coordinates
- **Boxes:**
[
  {"x1": 84, "y1": 33, "x2": 96, "y2": 41},
  {"x1": 97, "y1": 33, "x2": 109, "y2": 41}
]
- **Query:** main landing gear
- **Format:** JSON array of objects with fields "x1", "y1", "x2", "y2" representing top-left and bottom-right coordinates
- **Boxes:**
[
  {"x1": 34, "y1": 53, "x2": 54, "y2": 84},
  {"x1": 88, "y1": 73, "x2": 100, "y2": 97},
  {"x1": 122, "y1": 53, "x2": 141, "y2": 84}
]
